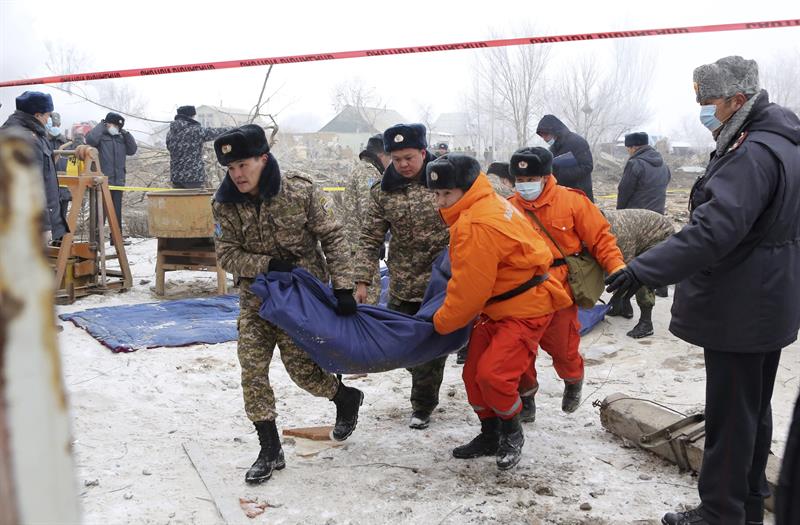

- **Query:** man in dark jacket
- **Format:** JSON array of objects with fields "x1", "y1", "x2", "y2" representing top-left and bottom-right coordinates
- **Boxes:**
[
  {"x1": 86, "y1": 112, "x2": 137, "y2": 233},
  {"x1": 605, "y1": 56, "x2": 800, "y2": 525},
  {"x1": 166, "y1": 105, "x2": 231, "y2": 189},
  {"x1": 536, "y1": 114, "x2": 594, "y2": 201},
  {"x1": 617, "y1": 132, "x2": 671, "y2": 214},
  {"x1": 1, "y1": 91, "x2": 68, "y2": 241}
]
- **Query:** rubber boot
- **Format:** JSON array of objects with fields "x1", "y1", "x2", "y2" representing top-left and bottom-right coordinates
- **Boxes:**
[
  {"x1": 456, "y1": 346, "x2": 468, "y2": 365},
  {"x1": 245, "y1": 420, "x2": 285, "y2": 485},
  {"x1": 627, "y1": 306, "x2": 654, "y2": 339},
  {"x1": 562, "y1": 379, "x2": 583, "y2": 413},
  {"x1": 607, "y1": 294, "x2": 634, "y2": 319},
  {"x1": 496, "y1": 415, "x2": 524, "y2": 471},
  {"x1": 331, "y1": 382, "x2": 364, "y2": 441},
  {"x1": 453, "y1": 417, "x2": 500, "y2": 459},
  {"x1": 661, "y1": 506, "x2": 710, "y2": 525},
  {"x1": 654, "y1": 286, "x2": 669, "y2": 298},
  {"x1": 409, "y1": 410, "x2": 432, "y2": 430},
  {"x1": 519, "y1": 395, "x2": 536, "y2": 423}
]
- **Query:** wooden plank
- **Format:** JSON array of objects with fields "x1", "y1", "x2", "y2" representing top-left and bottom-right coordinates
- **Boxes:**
[
  {"x1": 182, "y1": 441, "x2": 247, "y2": 525},
  {"x1": 70, "y1": 243, "x2": 97, "y2": 260},
  {"x1": 72, "y1": 260, "x2": 96, "y2": 278},
  {"x1": 282, "y1": 426, "x2": 335, "y2": 442}
]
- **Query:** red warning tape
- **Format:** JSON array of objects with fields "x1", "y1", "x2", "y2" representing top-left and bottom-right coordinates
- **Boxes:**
[{"x1": 1, "y1": 19, "x2": 797, "y2": 88}]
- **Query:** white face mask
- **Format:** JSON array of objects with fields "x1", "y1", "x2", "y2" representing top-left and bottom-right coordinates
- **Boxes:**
[
  {"x1": 517, "y1": 180, "x2": 544, "y2": 201},
  {"x1": 546, "y1": 138, "x2": 556, "y2": 147},
  {"x1": 107, "y1": 125, "x2": 120, "y2": 136}
]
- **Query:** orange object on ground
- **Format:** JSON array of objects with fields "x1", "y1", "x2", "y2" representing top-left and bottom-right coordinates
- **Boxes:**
[
  {"x1": 464, "y1": 314, "x2": 553, "y2": 420},
  {"x1": 432, "y1": 174, "x2": 571, "y2": 335}
]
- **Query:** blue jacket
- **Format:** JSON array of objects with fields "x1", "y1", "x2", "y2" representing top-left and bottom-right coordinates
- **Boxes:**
[
  {"x1": 86, "y1": 121, "x2": 137, "y2": 185},
  {"x1": 617, "y1": 145, "x2": 671, "y2": 214},
  {"x1": 630, "y1": 91, "x2": 800, "y2": 352}
]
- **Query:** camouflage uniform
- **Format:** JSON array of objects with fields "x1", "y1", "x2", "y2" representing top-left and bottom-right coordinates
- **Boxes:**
[
  {"x1": 603, "y1": 209, "x2": 675, "y2": 309},
  {"x1": 213, "y1": 162, "x2": 351, "y2": 422},
  {"x1": 353, "y1": 152, "x2": 450, "y2": 413},
  {"x1": 486, "y1": 173, "x2": 514, "y2": 198},
  {"x1": 345, "y1": 158, "x2": 383, "y2": 304}
]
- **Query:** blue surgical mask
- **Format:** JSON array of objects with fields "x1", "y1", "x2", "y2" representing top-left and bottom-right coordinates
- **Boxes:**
[
  {"x1": 108, "y1": 125, "x2": 120, "y2": 136},
  {"x1": 546, "y1": 138, "x2": 556, "y2": 147},
  {"x1": 49, "y1": 126, "x2": 62, "y2": 136},
  {"x1": 699, "y1": 104, "x2": 722, "y2": 132},
  {"x1": 516, "y1": 180, "x2": 544, "y2": 201}
]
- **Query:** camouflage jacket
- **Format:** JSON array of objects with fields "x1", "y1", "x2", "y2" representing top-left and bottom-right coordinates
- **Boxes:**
[
  {"x1": 486, "y1": 173, "x2": 514, "y2": 198},
  {"x1": 344, "y1": 158, "x2": 383, "y2": 251},
  {"x1": 353, "y1": 151, "x2": 449, "y2": 302},
  {"x1": 166, "y1": 116, "x2": 231, "y2": 185},
  {"x1": 212, "y1": 156, "x2": 352, "y2": 310},
  {"x1": 602, "y1": 209, "x2": 675, "y2": 262}
]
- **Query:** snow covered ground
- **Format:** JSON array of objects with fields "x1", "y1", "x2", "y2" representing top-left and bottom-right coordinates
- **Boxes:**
[{"x1": 58, "y1": 238, "x2": 799, "y2": 525}]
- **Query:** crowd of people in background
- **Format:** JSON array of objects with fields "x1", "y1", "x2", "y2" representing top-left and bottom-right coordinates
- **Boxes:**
[{"x1": 2, "y1": 53, "x2": 799, "y2": 525}]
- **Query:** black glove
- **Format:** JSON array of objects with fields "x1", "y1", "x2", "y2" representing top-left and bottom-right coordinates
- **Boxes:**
[
  {"x1": 604, "y1": 266, "x2": 642, "y2": 302},
  {"x1": 267, "y1": 259, "x2": 296, "y2": 273},
  {"x1": 333, "y1": 289, "x2": 357, "y2": 316}
]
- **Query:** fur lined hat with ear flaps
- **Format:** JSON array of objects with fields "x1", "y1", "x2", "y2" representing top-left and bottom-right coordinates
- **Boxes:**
[
  {"x1": 214, "y1": 124, "x2": 270, "y2": 165},
  {"x1": 487, "y1": 161, "x2": 513, "y2": 184},
  {"x1": 510, "y1": 147, "x2": 553, "y2": 177},
  {"x1": 425, "y1": 153, "x2": 481, "y2": 191},
  {"x1": 105, "y1": 112, "x2": 125, "y2": 128},
  {"x1": 177, "y1": 105, "x2": 196, "y2": 117},
  {"x1": 383, "y1": 123, "x2": 427, "y2": 152},
  {"x1": 624, "y1": 132, "x2": 649, "y2": 147},
  {"x1": 15, "y1": 91, "x2": 54, "y2": 115}
]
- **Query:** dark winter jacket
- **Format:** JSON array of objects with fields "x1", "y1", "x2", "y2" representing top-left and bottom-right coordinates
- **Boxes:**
[
  {"x1": 536, "y1": 115, "x2": 594, "y2": 201},
  {"x1": 166, "y1": 115, "x2": 231, "y2": 185},
  {"x1": 1, "y1": 110, "x2": 68, "y2": 239},
  {"x1": 630, "y1": 91, "x2": 800, "y2": 353},
  {"x1": 616, "y1": 145, "x2": 671, "y2": 213},
  {"x1": 85, "y1": 121, "x2": 137, "y2": 185}
]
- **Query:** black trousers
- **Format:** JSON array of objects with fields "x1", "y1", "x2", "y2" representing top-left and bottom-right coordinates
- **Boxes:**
[
  {"x1": 698, "y1": 348, "x2": 781, "y2": 524},
  {"x1": 172, "y1": 180, "x2": 205, "y2": 189},
  {"x1": 109, "y1": 189, "x2": 123, "y2": 232},
  {"x1": 776, "y1": 389, "x2": 800, "y2": 525}
]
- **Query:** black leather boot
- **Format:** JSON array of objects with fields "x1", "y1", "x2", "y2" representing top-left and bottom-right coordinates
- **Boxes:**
[
  {"x1": 562, "y1": 379, "x2": 583, "y2": 413},
  {"x1": 519, "y1": 395, "x2": 536, "y2": 423},
  {"x1": 496, "y1": 415, "x2": 524, "y2": 470},
  {"x1": 661, "y1": 506, "x2": 710, "y2": 525},
  {"x1": 453, "y1": 417, "x2": 500, "y2": 459},
  {"x1": 331, "y1": 382, "x2": 364, "y2": 441},
  {"x1": 245, "y1": 420, "x2": 285, "y2": 485}
]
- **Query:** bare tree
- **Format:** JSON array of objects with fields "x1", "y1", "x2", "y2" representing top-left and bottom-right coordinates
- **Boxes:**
[
  {"x1": 44, "y1": 41, "x2": 89, "y2": 94},
  {"x1": 95, "y1": 81, "x2": 148, "y2": 117},
  {"x1": 473, "y1": 28, "x2": 550, "y2": 148},
  {"x1": 416, "y1": 102, "x2": 435, "y2": 143},
  {"x1": 550, "y1": 40, "x2": 655, "y2": 150},
  {"x1": 761, "y1": 48, "x2": 800, "y2": 114},
  {"x1": 330, "y1": 78, "x2": 386, "y2": 131}
]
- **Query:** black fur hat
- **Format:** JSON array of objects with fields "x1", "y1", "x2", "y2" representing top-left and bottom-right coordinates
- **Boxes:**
[
  {"x1": 624, "y1": 132, "x2": 648, "y2": 147},
  {"x1": 425, "y1": 153, "x2": 481, "y2": 191},
  {"x1": 383, "y1": 123, "x2": 427, "y2": 152},
  {"x1": 15, "y1": 91, "x2": 54, "y2": 115},
  {"x1": 214, "y1": 124, "x2": 270, "y2": 165},
  {"x1": 487, "y1": 161, "x2": 513, "y2": 184},
  {"x1": 177, "y1": 105, "x2": 197, "y2": 117},
  {"x1": 510, "y1": 147, "x2": 553, "y2": 177},
  {"x1": 105, "y1": 112, "x2": 125, "y2": 128},
  {"x1": 364, "y1": 133, "x2": 384, "y2": 155}
]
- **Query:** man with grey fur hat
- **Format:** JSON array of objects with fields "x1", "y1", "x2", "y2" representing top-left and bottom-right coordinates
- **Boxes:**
[{"x1": 605, "y1": 56, "x2": 800, "y2": 525}]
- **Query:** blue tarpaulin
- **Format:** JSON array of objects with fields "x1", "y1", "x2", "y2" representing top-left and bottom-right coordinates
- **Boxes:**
[
  {"x1": 578, "y1": 303, "x2": 610, "y2": 335},
  {"x1": 59, "y1": 295, "x2": 239, "y2": 352},
  {"x1": 252, "y1": 251, "x2": 472, "y2": 373}
]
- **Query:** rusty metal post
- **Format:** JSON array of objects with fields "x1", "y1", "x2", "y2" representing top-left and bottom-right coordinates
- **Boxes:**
[{"x1": 0, "y1": 129, "x2": 80, "y2": 523}]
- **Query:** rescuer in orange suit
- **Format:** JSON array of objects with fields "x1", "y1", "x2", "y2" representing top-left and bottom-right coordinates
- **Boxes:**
[
  {"x1": 428, "y1": 153, "x2": 571, "y2": 471},
  {"x1": 508, "y1": 147, "x2": 625, "y2": 422}
]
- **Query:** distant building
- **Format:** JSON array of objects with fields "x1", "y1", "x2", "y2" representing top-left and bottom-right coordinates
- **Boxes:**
[{"x1": 317, "y1": 105, "x2": 410, "y2": 152}]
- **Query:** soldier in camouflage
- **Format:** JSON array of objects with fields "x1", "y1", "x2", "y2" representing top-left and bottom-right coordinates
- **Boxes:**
[
  {"x1": 353, "y1": 123, "x2": 450, "y2": 429},
  {"x1": 211, "y1": 124, "x2": 364, "y2": 485},
  {"x1": 346, "y1": 134, "x2": 391, "y2": 305},
  {"x1": 167, "y1": 105, "x2": 232, "y2": 188},
  {"x1": 486, "y1": 161, "x2": 515, "y2": 199},
  {"x1": 602, "y1": 208, "x2": 675, "y2": 338}
]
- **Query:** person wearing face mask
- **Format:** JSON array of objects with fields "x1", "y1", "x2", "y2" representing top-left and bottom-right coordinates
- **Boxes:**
[
  {"x1": 1, "y1": 91, "x2": 68, "y2": 242},
  {"x1": 604, "y1": 56, "x2": 800, "y2": 525},
  {"x1": 535, "y1": 114, "x2": 595, "y2": 201},
  {"x1": 508, "y1": 147, "x2": 625, "y2": 423},
  {"x1": 352, "y1": 123, "x2": 450, "y2": 430},
  {"x1": 427, "y1": 153, "x2": 571, "y2": 470},
  {"x1": 86, "y1": 112, "x2": 138, "y2": 238}
]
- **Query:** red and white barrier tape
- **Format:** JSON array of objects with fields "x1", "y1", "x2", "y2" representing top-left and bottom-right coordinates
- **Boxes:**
[{"x1": 1, "y1": 19, "x2": 797, "y2": 88}]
